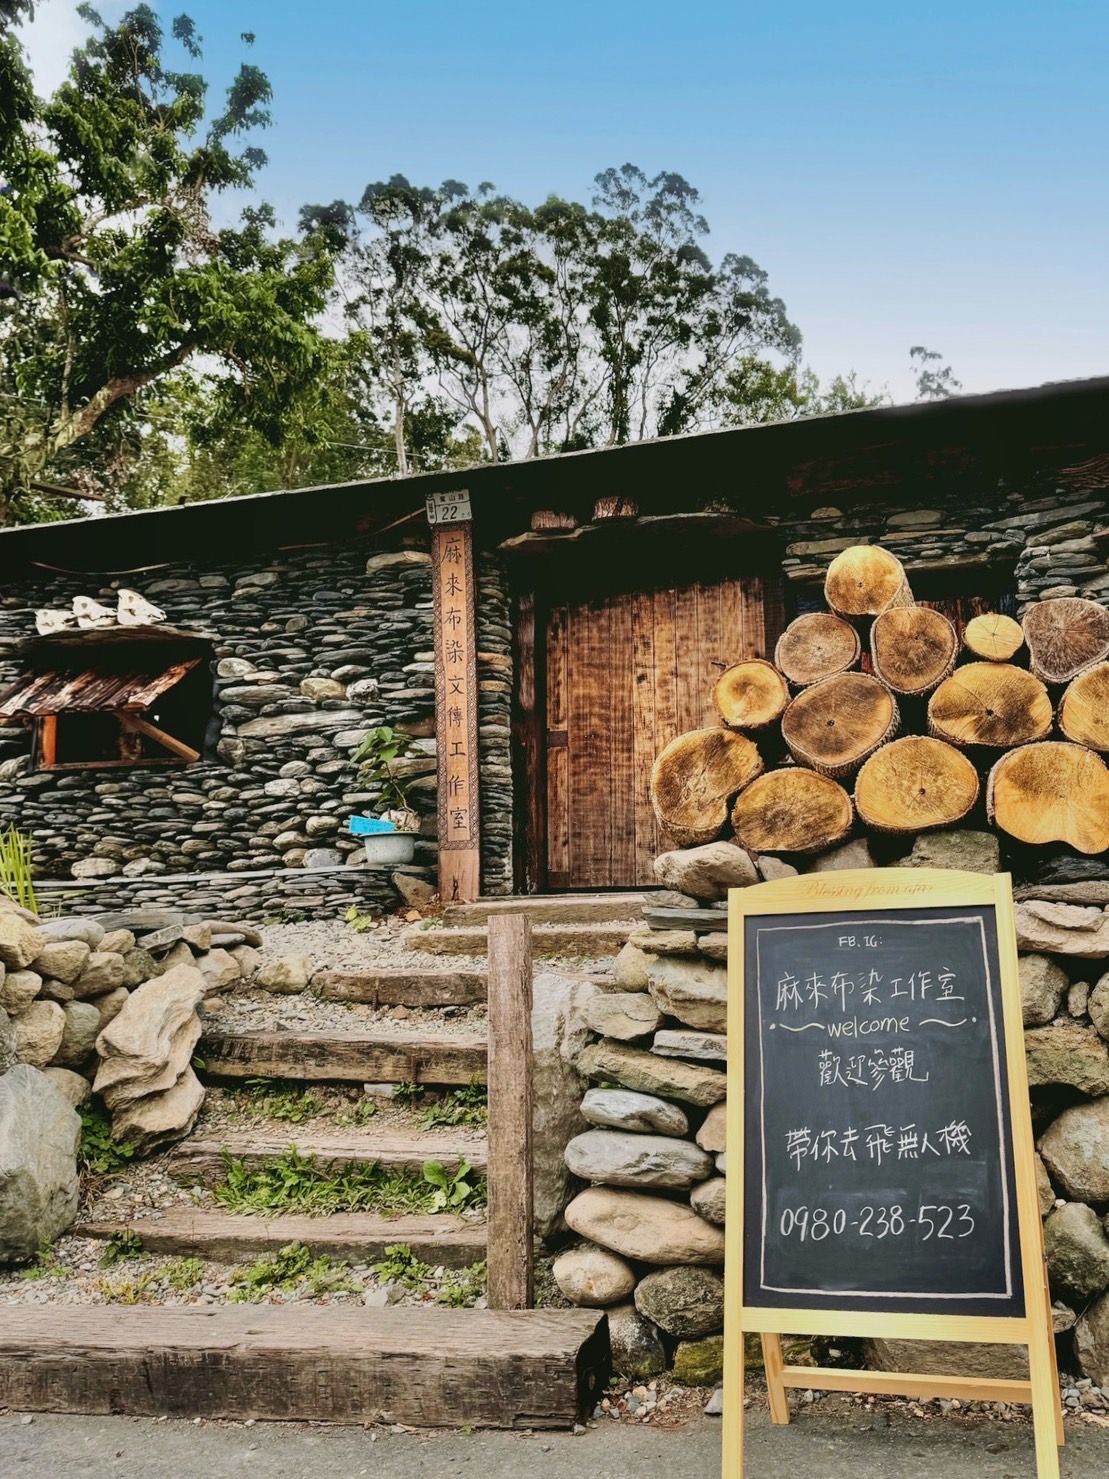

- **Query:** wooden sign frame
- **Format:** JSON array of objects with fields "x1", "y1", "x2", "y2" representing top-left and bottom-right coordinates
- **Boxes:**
[
  {"x1": 430, "y1": 518, "x2": 482, "y2": 904},
  {"x1": 721, "y1": 868, "x2": 1061, "y2": 1479}
]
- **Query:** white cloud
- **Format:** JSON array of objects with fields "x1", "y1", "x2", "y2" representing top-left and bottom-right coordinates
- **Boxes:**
[{"x1": 20, "y1": 0, "x2": 128, "y2": 96}]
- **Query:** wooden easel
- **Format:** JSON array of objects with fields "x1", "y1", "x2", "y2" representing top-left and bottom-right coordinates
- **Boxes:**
[{"x1": 721, "y1": 869, "x2": 1063, "y2": 1479}]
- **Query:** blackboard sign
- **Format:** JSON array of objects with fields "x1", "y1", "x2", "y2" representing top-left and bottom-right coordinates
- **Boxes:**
[
  {"x1": 743, "y1": 904, "x2": 1022, "y2": 1317},
  {"x1": 721, "y1": 869, "x2": 1062, "y2": 1479}
]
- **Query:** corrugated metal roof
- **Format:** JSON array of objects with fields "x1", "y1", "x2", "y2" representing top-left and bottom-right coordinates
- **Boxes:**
[{"x1": 0, "y1": 658, "x2": 200, "y2": 719}]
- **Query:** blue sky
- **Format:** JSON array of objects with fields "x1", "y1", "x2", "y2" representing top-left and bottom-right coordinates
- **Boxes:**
[{"x1": 24, "y1": 0, "x2": 1109, "y2": 402}]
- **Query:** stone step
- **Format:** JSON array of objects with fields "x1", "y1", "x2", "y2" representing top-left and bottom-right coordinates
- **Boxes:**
[
  {"x1": 168, "y1": 1127, "x2": 488, "y2": 1184},
  {"x1": 442, "y1": 892, "x2": 655, "y2": 927},
  {"x1": 198, "y1": 1028, "x2": 487, "y2": 1085},
  {"x1": 404, "y1": 921, "x2": 632, "y2": 958},
  {"x1": 76, "y1": 1208, "x2": 487, "y2": 1269},
  {"x1": 0, "y1": 1306, "x2": 609, "y2": 1428},
  {"x1": 312, "y1": 966, "x2": 487, "y2": 1007}
]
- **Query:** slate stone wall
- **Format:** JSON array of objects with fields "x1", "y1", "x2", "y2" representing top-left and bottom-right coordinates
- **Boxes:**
[{"x1": 0, "y1": 539, "x2": 514, "y2": 910}]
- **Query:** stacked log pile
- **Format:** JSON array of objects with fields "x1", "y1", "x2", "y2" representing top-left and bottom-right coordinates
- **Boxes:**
[
  {"x1": 649, "y1": 545, "x2": 1109, "y2": 859},
  {"x1": 552, "y1": 545, "x2": 1109, "y2": 1388}
]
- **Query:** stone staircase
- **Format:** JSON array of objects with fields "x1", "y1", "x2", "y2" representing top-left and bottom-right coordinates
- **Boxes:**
[
  {"x1": 11, "y1": 938, "x2": 620, "y2": 1427},
  {"x1": 403, "y1": 891, "x2": 652, "y2": 958}
]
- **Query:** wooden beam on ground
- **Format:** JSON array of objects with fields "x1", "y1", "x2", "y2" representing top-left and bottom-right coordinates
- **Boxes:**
[
  {"x1": 167, "y1": 1128, "x2": 487, "y2": 1185},
  {"x1": 311, "y1": 967, "x2": 487, "y2": 1007},
  {"x1": 197, "y1": 1028, "x2": 487, "y2": 1085},
  {"x1": 0, "y1": 1306, "x2": 611, "y2": 1428},
  {"x1": 486, "y1": 914, "x2": 534, "y2": 1310},
  {"x1": 76, "y1": 1209, "x2": 487, "y2": 1269}
]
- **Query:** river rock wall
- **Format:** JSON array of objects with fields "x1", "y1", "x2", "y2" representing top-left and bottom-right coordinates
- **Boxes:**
[
  {"x1": 0, "y1": 541, "x2": 514, "y2": 912},
  {"x1": 554, "y1": 835, "x2": 1109, "y2": 1390}
]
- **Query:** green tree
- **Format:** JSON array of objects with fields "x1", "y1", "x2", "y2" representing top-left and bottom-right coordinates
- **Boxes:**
[
  {"x1": 716, "y1": 355, "x2": 889, "y2": 425},
  {"x1": 910, "y1": 344, "x2": 962, "y2": 400},
  {"x1": 0, "y1": 4, "x2": 339, "y2": 523}
]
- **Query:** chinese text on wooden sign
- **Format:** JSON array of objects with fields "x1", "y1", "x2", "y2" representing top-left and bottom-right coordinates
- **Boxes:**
[{"x1": 431, "y1": 514, "x2": 481, "y2": 902}]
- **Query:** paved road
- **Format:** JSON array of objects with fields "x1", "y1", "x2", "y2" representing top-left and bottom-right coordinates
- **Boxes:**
[{"x1": 2, "y1": 1402, "x2": 1104, "y2": 1478}]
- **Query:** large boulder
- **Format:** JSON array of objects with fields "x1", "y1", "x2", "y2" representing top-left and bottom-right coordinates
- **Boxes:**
[
  {"x1": 1014, "y1": 901, "x2": 1109, "y2": 959},
  {"x1": 531, "y1": 973, "x2": 596, "y2": 1241},
  {"x1": 863, "y1": 1338, "x2": 1027, "y2": 1380},
  {"x1": 1024, "y1": 1020, "x2": 1109, "y2": 1096},
  {"x1": 35, "y1": 918, "x2": 105, "y2": 948},
  {"x1": 1039, "y1": 1098, "x2": 1109, "y2": 1202},
  {"x1": 255, "y1": 954, "x2": 312, "y2": 994},
  {"x1": 0, "y1": 914, "x2": 41, "y2": 971},
  {"x1": 653, "y1": 843, "x2": 757, "y2": 902},
  {"x1": 72, "y1": 951, "x2": 126, "y2": 999},
  {"x1": 0, "y1": 1065, "x2": 80, "y2": 1260},
  {"x1": 581, "y1": 991, "x2": 662, "y2": 1042},
  {"x1": 578, "y1": 1039, "x2": 726, "y2": 1107},
  {"x1": 652, "y1": 1029, "x2": 727, "y2": 1062},
  {"x1": 30, "y1": 939, "x2": 90, "y2": 985},
  {"x1": 551, "y1": 1244, "x2": 637, "y2": 1307},
  {"x1": 110, "y1": 1065, "x2": 205, "y2": 1154},
  {"x1": 626, "y1": 929, "x2": 699, "y2": 957},
  {"x1": 634, "y1": 1266, "x2": 725, "y2": 1339},
  {"x1": 564, "y1": 1129, "x2": 714, "y2": 1189},
  {"x1": 120, "y1": 948, "x2": 158, "y2": 987},
  {"x1": 898, "y1": 829, "x2": 1000, "y2": 875},
  {"x1": 196, "y1": 948, "x2": 242, "y2": 994},
  {"x1": 1043, "y1": 1202, "x2": 1109, "y2": 1301},
  {"x1": 93, "y1": 963, "x2": 205, "y2": 1109},
  {"x1": 672, "y1": 1336, "x2": 726, "y2": 1387},
  {"x1": 606, "y1": 1303, "x2": 667, "y2": 1379},
  {"x1": 12, "y1": 999, "x2": 65, "y2": 1067},
  {"x1": 1090, "y1": 972, "x2": 1109, "y2": 1040},
  {"x1": 42, "y1": 1066, "x2": 91, "y2": 1108},
  {"x1": 807, "y1": 839, "x2": 875, "y2": 873},
  {"x1": 1075, "y1": 1293, "x2": 1109, "y2": 1385},
  {"x1": 644, "y1": 956, "x2": 728, "y2": 1033},
  {"x1": 564, "y1": 1187, "x2": 726, "y2": 1264},
  {"x1": 54, "y1": 1001, "x2": 102, "y2": 1069},
  {"x1": 0, "y1": 969, "x2": 40, "y2": 1016},
  {"x1": 613, "y1": 942, "x2": 651, "y2": 991},
  {"x1": 1019, "y1": 954, "x2": 1069, "y2": 1027},
  {"x1": 580, "y1": 1087, "x2": 689, "y2": 1137}
]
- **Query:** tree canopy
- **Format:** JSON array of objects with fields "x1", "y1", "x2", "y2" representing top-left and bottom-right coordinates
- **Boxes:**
[{"x1": 0, "y1": 6, "x2": 951, "y2": 525}]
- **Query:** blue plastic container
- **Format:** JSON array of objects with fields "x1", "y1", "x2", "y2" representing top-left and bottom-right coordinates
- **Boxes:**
[{"x1": 348, "y1": 815, "x2": 396, "y2": 836}]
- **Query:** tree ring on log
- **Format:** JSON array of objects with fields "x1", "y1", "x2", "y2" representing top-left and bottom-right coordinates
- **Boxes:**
[
  {"x1": 964, "y1": 612, "x2": 1024, "y2": 663},
  {"x1": 927, "y1": 663, "x2": 1052, "y2": 748},
  {"x1": 649, "y1": 727, "x2": 764, "y2": 847},
  {"x1": 987, "y1": 741, "x2": 1109, "y2": 854},
  {"x1": 854, "y1": 736, "x2": 980, "y2": 833},
  {"x1": 1022, "y1": 597, "x2": 1109, "y2": 685},
  {"x1": 1059, "y1": 662, "x2": 1109, "y2": 751},
  {"x1": 870, "y1": 606, "x2": 959, "y2": 696},
  {"x1": 774, "y1": 612, "x2": 861, "y2": 687},
  {"x1": 824, "y1": 545, "x2": 914, "y2": 619},
  {"x1": 780, "y1": 672, "x2": 899, "y2": 779},
  {"x1": 712, "y1": 659, "x2": 790, "y2": 731},
  {"x1": 731, "y1": 768, "x2": 854, "y2": 855}
]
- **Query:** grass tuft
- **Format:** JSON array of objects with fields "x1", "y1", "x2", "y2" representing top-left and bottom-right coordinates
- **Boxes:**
[{"x1": 213, "y1": 1146, "x2": 486, "y2": 1217}]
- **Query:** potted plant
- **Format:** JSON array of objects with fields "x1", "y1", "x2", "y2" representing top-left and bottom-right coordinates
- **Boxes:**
[{"x1": 350, "y1": 726, "x2": 421, "y2": 865}]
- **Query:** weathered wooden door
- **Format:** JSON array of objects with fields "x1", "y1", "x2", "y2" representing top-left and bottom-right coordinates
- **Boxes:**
[{"x1": 544, "y1": 575, "x2": 784, "y2": 889}]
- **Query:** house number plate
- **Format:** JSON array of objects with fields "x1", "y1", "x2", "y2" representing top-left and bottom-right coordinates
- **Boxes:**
[{"x1": 426, "y1": 490, "x2": 472, "y2": 526}]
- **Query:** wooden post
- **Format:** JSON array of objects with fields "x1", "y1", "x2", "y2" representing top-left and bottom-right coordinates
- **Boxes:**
[
  {"x1": 486, "y1": 914, "x2": 534, "y2": 1310},
  {"x1": 429, "y1": 497, "x2": 482, "y2": 903}
]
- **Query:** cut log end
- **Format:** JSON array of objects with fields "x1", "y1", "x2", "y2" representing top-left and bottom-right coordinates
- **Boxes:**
[
  {"x1": 774, "y1": 612, "x2": 861, "y2": 687},
  {"x1": 1059, "y1": 662, "x2": 1109, "y2": 751},
  {"x1": 927, "y1": 663, "x2": 1052, "y2": 748},
  {"x1": 987, "y1": 742, "x2": 1109, "y2": 854},
  {"x1": 1022, "y1": 597, "x2": 1109, "y2": 684},
  {"x1": 731, "y1": 768, "x2": 854, "y2": 855},
  {"x1": 870, "y1": 606, "x2": 959, "y2": 695},
  {"x1": 711, "y1": 659, "x2": 790, "y2": 731},
  {"x1": 963, "y1": 612, "x2": 1024, "y2": 662},
  {"x1": 824, "y1": 545, "x2": 914, "y2": 619},
  {"x1": 854, "y1": 736, "x2": 980, "y2": 833},
  {"x1": 649, "y1": 727, "x2": 763, "y2": 847},
  {"x1": 781, "y1": 672, "x2": 899, "y2": 779}
]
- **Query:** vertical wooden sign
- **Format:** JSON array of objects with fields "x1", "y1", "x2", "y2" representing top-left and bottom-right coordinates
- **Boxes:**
[{"x1": 429, "y1": 492, "x2": 482, "y2": 904}]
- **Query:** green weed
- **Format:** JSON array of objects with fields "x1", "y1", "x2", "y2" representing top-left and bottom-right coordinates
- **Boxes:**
[
  {"x1": 343, "y1": 905, "x2": 379, "y2": 933},
  {"x1": 243, "y1": 1079, "x2": 324, "y2": 1124},
  {"x1": 417, "y1": 1082, "x2": 487, "y2": 1132},
  {"x1": 213, "y1": 1147, "x2": 486, "y2": 1217},
  {"x1": 21, "y1": 1241, "x2": 66, "y2": 1280},
  {"x1": 334, "y1": 1097, "x2": 378, "y2": 1128},
  {"x1": 372, "y1": 1242, "x2": 432, "y2": 1289},
  {"x1": 437, "y1": 1260, "x2": 487, "y2": 1308},
  {"x1": 78, "y1": 1101, "x2": 136, "y2": 1176},
  {"x1": 228, "y1": 1241, "x2": 359, "y2": 1302},
  {"x1": 162, "y1": 1257, "x2": 204, "y2": 1291},
  {"x1": 97, "y1": 1271, "x2": 156, "y2": 1304},
  {"x1": 0, "y1": 825, "x2": 36, "y2": 914},
  {"x1": 98, "y1": 1230, "x2": 144, "y2": 1267},
  {"x1": 393, "y1": 1080, "x2": 424, "y2": 1107}
]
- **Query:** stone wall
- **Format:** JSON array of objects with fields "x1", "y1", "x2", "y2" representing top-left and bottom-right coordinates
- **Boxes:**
[
  {"x1": 552, "y1": 837, "x2": 1109, "y2": 1390},
  {"x1": 0, "y1": 540, "x2": 513, "y2": 909}
]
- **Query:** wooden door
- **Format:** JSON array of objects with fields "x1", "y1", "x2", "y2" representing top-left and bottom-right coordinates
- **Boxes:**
[{"x1": 544, "y1": 575, "x2": 784, "y2": 889}]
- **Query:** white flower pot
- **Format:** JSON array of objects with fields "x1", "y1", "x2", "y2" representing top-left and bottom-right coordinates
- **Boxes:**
[{"x1": 363, "y1": 832, "x2": 418, "y2": 867}]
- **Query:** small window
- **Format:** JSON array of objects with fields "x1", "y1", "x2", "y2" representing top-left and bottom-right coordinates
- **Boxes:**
[{"x1": 0, "y1": 635, "x2": 213, "y2": 772}]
